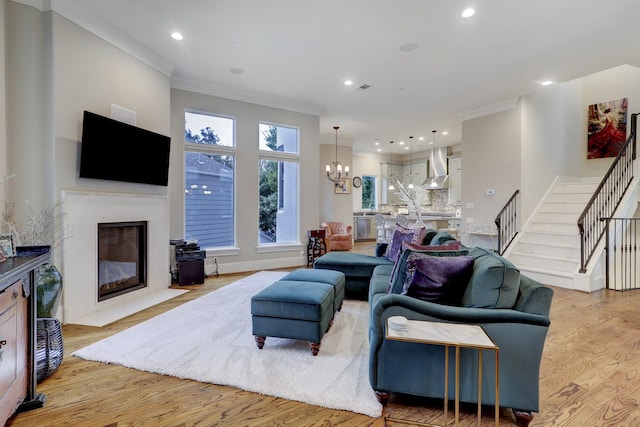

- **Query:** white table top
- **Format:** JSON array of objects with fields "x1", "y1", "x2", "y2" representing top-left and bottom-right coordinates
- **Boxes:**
[{"x1": 386, "y1": 319, "x2": 498, "y2": 350}]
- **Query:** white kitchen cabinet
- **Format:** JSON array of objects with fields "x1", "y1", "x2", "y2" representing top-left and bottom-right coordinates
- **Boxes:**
[{"x1": 448, "y1": 156, "x2": 462, "y2": 205}]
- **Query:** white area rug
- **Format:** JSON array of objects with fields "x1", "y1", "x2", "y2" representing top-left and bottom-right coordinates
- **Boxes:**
[{"x1": 73, "y1": 271, "x2": 383, "y2": 418}]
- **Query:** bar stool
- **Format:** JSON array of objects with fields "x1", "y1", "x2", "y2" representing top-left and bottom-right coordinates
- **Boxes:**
[{"x1": 307, "y1": 229, "x2": 327, "y2": 267}]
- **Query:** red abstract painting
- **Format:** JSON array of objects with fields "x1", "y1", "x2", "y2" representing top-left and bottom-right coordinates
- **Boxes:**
[{"x1": 587, "y1": 98, "x2": 628, "y2": 159}]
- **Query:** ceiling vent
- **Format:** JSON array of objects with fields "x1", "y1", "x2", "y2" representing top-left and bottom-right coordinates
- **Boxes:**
[{"x1": 358, "y1": 84, "x2": 371, "y2": 90}]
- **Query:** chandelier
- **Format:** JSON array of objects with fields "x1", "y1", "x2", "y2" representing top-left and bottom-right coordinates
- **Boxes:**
[{"x1": 326, "y1": 126, "x2": 349, "y2": 186}]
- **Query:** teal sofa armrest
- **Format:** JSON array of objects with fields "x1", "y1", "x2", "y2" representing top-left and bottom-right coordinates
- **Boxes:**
[{"x1": 514, "y1": 275, "x2": 554, "y2": 317}]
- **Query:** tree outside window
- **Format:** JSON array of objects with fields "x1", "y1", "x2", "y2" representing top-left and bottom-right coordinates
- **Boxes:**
[
  {"x1": 258, "y1": 123, "x2": 299, "y2": 244},
  {"x1": 362, "y1": 175, "x2": 376, "y2": 210}
]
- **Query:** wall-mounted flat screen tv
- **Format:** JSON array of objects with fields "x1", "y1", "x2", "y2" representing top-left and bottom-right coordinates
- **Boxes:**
[{"x1": 79, "y1": 110, "x2": 171, "y2": 186}]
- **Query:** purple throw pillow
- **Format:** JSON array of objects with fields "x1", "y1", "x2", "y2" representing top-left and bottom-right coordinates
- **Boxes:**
[
  {"x1": 401, "y1": 254, "x2": 474, "y2": 305},
  {"x1": 384, "y1": 224, "x2": 427, "y2": 263}
]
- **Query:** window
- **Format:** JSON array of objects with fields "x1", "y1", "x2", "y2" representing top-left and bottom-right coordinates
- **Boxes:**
[
  {"x1": 184, "y1": 111, "x2": 235, "y2": 248},
  {"x1": 258, "y1": 123, "x2": 299, "y2": 244},
  {"x1": 362, "y1": 175, "x2": 376, "y2": 210}
]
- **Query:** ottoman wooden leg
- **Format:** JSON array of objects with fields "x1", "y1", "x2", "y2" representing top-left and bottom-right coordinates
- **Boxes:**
[
  {"x1": 310, "y1": 341, "x2": 320, "y2": 356},
  {"x1": 326, "y1": 318, "x2": 334, "y2": 332},
  {"x1": 255, "y1": 336, "x2": 266, "y2": 349}
]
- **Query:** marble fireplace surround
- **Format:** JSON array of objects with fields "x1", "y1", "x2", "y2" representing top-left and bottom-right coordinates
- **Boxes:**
[{"x1": 61, "y1": 190, "x2": 186, "y2": 326}]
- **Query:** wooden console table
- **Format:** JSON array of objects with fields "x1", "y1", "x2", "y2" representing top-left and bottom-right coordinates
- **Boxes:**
[
  {"x1": 385, "y1": 319, "x2": 500, "y2": 427},
  {"x1": 0, "y1": 251, "x2": 50, "y2": 423}
]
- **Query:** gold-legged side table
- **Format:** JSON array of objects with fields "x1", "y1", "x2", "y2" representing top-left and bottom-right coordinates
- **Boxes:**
[{"x1": 384, "y1": 319, "x2": 500, "y2": 427}]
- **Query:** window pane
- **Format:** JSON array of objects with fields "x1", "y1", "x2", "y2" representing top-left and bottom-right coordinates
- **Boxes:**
[
  {"x1": 259, "y1": 123, "x2": 298, "y2": 153},
  {"x1": 259, "y1": 159, "x2": 298, "y2": 243},
  {"x1": 185, "y1": 111, "x2": 234, "y2": 146},
  {"x1": 185, "y1": 151, "x2": 234, "y2": 247},
  {"x1": 362, "y1": 175, "x2": 376, "y2": 209}
]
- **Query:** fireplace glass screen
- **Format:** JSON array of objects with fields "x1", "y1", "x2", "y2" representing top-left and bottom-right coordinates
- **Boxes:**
[{"x1": 98, "y1": 221, "x2": 147, "y2": 301}]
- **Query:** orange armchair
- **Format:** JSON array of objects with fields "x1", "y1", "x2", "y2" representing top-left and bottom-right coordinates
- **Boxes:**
[{"x1": 320, "y1": 221, "x2": 353, "y2": 252}]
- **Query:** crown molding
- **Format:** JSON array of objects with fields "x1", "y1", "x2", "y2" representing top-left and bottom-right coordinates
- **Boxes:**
[
  {"x1": 458, "y1": 98, "x2": 520, "y2": 121},
  {"x1": 11, "y1": 0, "x2": 175, "y2": 77},
  {"x1": 171, "y1": 77, "x2": 324, "y2": 117}
]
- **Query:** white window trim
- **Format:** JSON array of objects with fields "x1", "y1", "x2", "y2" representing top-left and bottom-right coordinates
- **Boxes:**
[{"x1": 255, "y1": 243, "x2": 303, "y2": 254}]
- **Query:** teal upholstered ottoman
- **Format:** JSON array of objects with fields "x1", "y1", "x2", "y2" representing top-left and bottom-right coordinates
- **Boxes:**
[
  {"x1": 279, "y1": 268, "x2": 345, "y2": 313},
  {"x1": 251, "y1": 280, "x2": 334, "y2": 356}
]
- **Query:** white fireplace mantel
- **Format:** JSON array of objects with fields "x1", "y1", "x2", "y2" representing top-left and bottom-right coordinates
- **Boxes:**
[{"x1": 61, "y1": 190, "x2": 186, "y2": 326}]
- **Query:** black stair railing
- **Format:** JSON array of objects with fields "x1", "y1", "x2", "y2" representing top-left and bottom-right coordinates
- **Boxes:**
[
  {"x1": 601, "y1": 217, "x2": 640, "y2": 291},
  {"x1": 578, "y1": 113, "x2": 638, "y2": 273},
  {"x1": 495, "y1": 190, "x2": 520, "y2": 255}
]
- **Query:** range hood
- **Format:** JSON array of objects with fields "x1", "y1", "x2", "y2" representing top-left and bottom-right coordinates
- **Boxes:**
[{"x1": 422, "y1": 146, "x2": 449, "y2": 189}]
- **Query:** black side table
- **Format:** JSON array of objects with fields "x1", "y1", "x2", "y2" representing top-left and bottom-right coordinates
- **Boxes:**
[{"x1": 307, "y1": 229, "x2": 326, "y2": 267}]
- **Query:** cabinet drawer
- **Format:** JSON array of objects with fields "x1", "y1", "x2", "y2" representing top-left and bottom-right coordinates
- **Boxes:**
[
  {"x1": 0, "y1": 280, "x2": 27, "y2": 421},
  {"x1": 0, "y1": 282, "x2": 20, "y2": 315}
]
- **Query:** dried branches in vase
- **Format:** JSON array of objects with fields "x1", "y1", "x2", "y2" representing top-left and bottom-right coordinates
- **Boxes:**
[
  {"x1": 394, "y1": 180, "x2": 431, "y2": 227},
  {"x1": 1, "y1": 175, "x2": 64, "y2": 251},
  {"x1": 1, "y1": 200, "x2": 63, "y2": 249}
]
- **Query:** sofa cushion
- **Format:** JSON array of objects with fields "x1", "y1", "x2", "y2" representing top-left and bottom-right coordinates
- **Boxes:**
[
  {"x1": 461, "y1": 247, "x2": 521, "y2": 308},
  {"x1": 404, "y1": 241, "x2": 462, "y2": 252},
  {"x1": 429, "y1": 230, "x2": 457, "y2": 246},
  {"x1": 383, "y1": 225, "x2": 426, "y2": 262},
  {"x1": 375, "y1": 242, "x2": 388, "y2": 257},
  {"x1": 314, "y1": 252, "x2": 393, "y2": 278},
  {"x1": 387, "y1": 241, "x2": 470, "y2": 295},
  {"x1": 420, "y1": 229, "x2": 438, "y2": 246},
  {"x1": 401, "y1": 253, "x2": 475, "y2": 305}
]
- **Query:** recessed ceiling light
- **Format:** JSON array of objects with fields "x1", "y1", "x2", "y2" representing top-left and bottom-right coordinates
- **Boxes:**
[
  {"x1": 399, "y1": 141, "x2": 405, "y2": 145},
  {"x1": 461, "y1": 8, "x2": 475, "y2": 18},
  {"x1": 442, "y1": 131, "x2": 449, "y2": 135},
  {"x1": 419, "y1": 137, "x2": 424, "y2": 141},
  {"x1": 377, "y1": 148, "x2": 382, "y2": 152},
  {"x1": 404, "y1": 147, "x2": 409, "y2": 150},
  {"x1": 541, "y1": 80, "x2": 553, "y2": 86},
  {"x1": 375, "y1": 141, "x2": 380, "y2": 146},
  {"x1": 344, "y1": 80, "x2": 353, "y2": 86},
  {"x1": 171, "y1": 32, "x2": 184, "y2": 41}
]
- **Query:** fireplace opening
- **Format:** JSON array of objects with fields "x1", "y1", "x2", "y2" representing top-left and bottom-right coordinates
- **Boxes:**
[{"x1": 98, "y1": 221, "x2": 148, "y2": 302}]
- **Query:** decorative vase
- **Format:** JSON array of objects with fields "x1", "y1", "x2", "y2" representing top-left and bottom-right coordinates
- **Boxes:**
[{"x1": 36, "y1": 263, "x2": 63, "y2": 318}]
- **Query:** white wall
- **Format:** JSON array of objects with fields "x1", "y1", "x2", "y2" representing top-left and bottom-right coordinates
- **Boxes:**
[
  {"x1": 5, "y1": 1, "x2": 49, "y2": 208},
  {"x1": 461, "y1": 106, "x2": 522, "y2": 232},
  {"x1": 0, "y1": 0, "x2": 6, "y2": 201}
]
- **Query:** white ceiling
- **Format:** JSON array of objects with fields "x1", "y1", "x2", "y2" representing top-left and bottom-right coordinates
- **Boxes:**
[{"x1": 62, "y1": 0, "x2": 640, "y2": 155}]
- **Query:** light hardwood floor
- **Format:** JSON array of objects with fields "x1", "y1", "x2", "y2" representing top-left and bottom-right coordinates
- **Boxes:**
[{"x1": 7, "y1": 242, "x2": 640, "y2": 426}]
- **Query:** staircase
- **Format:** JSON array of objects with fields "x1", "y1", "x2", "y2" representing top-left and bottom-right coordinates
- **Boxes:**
[{"x1": 504, "y1": 177, "x2": 600, "y2": 288}]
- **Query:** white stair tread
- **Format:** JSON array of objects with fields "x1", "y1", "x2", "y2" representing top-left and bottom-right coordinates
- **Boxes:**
[
  {"x1": 518, "y1": 265, "x2": 574, "y2": 278},
  {"x1": 510, "y1": 251, "x2": 576, "y2": 263}
]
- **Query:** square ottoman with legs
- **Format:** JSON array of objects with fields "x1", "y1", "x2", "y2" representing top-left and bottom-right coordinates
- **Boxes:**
[
  {"x1": 278, "y1": 268, "x2": 345, "y2": 313},
  {"x1": 251, "y1": 280, "x2": 334, "y2": 356}
]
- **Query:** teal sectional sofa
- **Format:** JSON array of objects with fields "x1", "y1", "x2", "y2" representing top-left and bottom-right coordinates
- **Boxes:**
[{"x1": 313, "y1": 231, "x2": 553, "y2": 427}]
